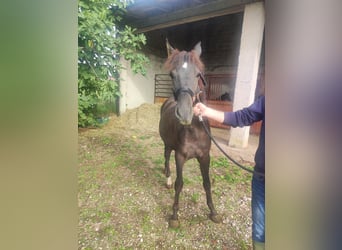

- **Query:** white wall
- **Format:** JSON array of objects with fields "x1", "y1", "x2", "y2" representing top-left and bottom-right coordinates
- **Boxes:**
[{"x1": 119, "y1": 53, "x2": 166, "y2": 114}]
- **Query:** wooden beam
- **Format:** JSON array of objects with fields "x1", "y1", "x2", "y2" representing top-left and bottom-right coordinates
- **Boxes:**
[{"x1": 130, "y1": 0, "x2": 260, "y2": 33}]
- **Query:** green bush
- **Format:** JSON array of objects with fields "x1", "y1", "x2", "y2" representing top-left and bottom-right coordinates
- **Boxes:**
[{"x1": 78, "y1": 0, "x2": 149, "y2": 127}]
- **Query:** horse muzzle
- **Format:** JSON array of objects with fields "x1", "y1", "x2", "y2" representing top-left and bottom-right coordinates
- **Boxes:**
[
  {"x1": 175, "y1": 106, "x2": 193, "y2": 126},
  {"x1": 174, "y1": 87, "x2": 196, "y2": 126}
]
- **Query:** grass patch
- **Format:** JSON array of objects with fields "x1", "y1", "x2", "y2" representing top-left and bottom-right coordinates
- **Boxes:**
[
  {"x1": 78, "y1": 108, "x2": 253, "y2": 249},
  {"x1": 190, "y1": 192, "x2": 200, "y2": 203},
  {"x1": 211, "y1": 157, "x2": 252, "y2": 185},
  {"x1": 152, "y1": 156, "x2": 164, "y2": 166}
]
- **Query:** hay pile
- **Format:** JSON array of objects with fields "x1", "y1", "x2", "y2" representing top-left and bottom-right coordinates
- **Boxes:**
[{"x1": 104, "y1": 103, "x2": 163, "y2": 134}]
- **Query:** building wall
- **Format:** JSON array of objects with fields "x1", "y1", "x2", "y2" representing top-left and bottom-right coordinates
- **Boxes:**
[{"x1": 119, "y1": 53, "x2": 166, "y2": 114}]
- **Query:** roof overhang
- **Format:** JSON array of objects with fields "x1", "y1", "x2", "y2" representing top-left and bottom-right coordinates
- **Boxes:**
[{"x1": 125, "y1": 0, "x2": 261, "y2": 33}]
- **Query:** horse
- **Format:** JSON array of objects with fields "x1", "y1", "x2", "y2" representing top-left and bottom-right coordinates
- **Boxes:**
[{"x1": 159, "y1": 41, "x2": 221, "y2": 228}]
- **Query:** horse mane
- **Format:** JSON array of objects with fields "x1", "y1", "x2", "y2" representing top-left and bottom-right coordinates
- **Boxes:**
[{"x1": 164, "y1": 49, "x2": 204, "y2": 72}]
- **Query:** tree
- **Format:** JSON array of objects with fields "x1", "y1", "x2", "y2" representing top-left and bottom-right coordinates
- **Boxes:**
[{"x1": 78, "y1": 0, "x2": 149, "y2": 127}]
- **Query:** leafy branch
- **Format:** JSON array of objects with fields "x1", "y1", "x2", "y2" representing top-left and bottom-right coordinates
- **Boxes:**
[{"x1": 78, "y1": 0, "x2": 149, "y2": 127}]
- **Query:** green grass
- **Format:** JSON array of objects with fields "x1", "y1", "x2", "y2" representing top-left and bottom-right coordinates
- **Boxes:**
[
  {"x1": 191, "y1": 192, "x2": 200, "y2": 203},
  {"x1": 79, "y1": 132, "x2": 252, "y2": 250},
  {"x1": 211, "y1": 157, "x2": 252, "y2": 185},
  {"x1": 152, "y1": 156, "x2": 164, "y2": 166}
]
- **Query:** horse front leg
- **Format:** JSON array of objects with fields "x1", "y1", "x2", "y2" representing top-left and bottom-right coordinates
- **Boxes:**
[
  {"x1": 164, "y1": 147, "x2": 172, "y2": 189},
  {"x1": 169, "y1": 151, "x2": 185, "y2": 228},
  {"x1": 198, "y1": 154, "x2": 222, "y2": 224}
]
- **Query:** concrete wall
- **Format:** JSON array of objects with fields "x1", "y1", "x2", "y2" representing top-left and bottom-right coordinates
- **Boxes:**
[{"x1": 119, "y1": 53, "x2": 166, "y2": 114}]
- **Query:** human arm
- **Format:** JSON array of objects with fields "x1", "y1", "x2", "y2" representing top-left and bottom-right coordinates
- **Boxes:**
[
  {"x1": 224, "y1": 95, "x2": 264, "y2": 127},
  {"x1": 193, "y1": 95, "x2": 264, "y2": 127},
  {"x1": 193, "y1": 102, "x2": 225, "y2": 123}
]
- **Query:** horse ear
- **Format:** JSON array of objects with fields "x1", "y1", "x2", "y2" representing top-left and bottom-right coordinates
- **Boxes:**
[
  {"x1": 193, "y1": 42, "x2": 202, "y2": 57},
  {"x1": 166, "y1": 38, "x2": 174, "y2": 57}
]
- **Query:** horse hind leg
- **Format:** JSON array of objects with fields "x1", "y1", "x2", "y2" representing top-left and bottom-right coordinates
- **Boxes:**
[
  {"x1": 198, "y1": 155, "x2": 222, "y2": 224},
  {"x1": 164, "y1": 147, "x2": 172, "y2": 189}
]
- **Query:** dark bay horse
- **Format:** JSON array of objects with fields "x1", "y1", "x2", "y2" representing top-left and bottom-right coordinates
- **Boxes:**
[{"x1": 159, "y1": 41, "x2": 221, "y2": 228}]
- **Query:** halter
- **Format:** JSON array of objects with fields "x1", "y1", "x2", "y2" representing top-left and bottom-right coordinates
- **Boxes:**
[{"x1": 173, "y1": 87, "x2": 194, "y2": 101}]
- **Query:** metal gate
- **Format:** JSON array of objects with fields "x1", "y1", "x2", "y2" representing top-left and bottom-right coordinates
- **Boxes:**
[{"x1": 154, "y1": 74, "x2": 173, "y2": 103}]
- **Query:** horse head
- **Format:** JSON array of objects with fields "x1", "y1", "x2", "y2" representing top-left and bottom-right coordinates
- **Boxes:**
[{"x1": 165, "y1": 40, "x2": 204, "y2": 125}]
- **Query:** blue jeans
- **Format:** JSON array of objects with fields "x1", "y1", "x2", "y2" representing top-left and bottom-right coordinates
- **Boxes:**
[{"x1": 252, "y1": 174, "x2": 265, "y2": 242}]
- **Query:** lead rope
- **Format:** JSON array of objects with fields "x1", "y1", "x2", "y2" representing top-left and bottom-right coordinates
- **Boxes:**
[
  {"x1": 197, "y1": 73, "x2": 264, "y2": 177},
  {"x1": 198, "y1": 114, "x2": 265, "y2": 177}
]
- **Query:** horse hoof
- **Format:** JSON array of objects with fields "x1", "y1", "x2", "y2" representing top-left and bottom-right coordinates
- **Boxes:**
[
  {"x1": 210, "y1": 214, "x2": 222, "y2": 223},
  {"x1": 169, "y1": 219, "x2": 180, "y2": 228},
  {"x1": 166, "y1": 177, "x2": 172, "y2": 189}
]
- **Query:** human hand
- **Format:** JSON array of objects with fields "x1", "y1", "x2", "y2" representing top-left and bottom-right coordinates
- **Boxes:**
[{"x1": 193, "y1": 102, "x2": 207, "y2": 117}]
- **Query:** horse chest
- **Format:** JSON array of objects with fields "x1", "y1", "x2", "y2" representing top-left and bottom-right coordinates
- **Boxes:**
[{"x1": 177, "y1": 127, "x2": 210, "y2": 157}]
